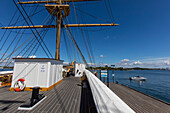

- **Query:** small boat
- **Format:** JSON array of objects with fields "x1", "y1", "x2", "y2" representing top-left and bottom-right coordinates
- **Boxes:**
[
  {"x1": 0, "y1": 71, "x2": 13, "y2": 75},
  {"x1": 129, "y1": 75, "x2": 147, "y2": 81}
]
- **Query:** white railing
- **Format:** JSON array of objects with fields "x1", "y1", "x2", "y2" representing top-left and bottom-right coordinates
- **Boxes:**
[{"x1": 85, "y1": 69, "x2": 135, "y2": 113}]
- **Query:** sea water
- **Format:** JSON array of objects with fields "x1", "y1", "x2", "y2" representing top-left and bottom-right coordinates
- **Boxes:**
[
  {"x1": 97, "y1": 70, "x2": 170, "y2": 103},
  {"x1": 0, "y1": 69, "x2": 13, "y2": 71}
]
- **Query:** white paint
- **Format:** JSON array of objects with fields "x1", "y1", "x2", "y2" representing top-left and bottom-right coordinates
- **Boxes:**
[
  {"x1": 11, "y1": 58, "x2": 63, "y2": 88},
  {"x1": 18, "y1": 96, "x2": 47, "y2": 110},
  {"x1": 75, "y1": 63, "x2": 86, "y2": 77},
  {"x1": 85, "y1": 69, "x2": 135, "y2": 113}
]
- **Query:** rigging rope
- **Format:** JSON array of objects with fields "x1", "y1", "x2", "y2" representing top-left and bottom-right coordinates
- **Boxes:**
[
  {"x1": 64, "y1": 18, "x2": 89, "y2": 66},
  {"x1": 106, "y1": 0, "x2": 114, "y2": 21},
  {"x1": 64, "y1": 18, "x2": 81, "y2": 63},
  {"x1": 77, "y1": 5, "x2": 96, "y2": 67},
  {"x1": 103, "y1": 0, "x2": 113, "y2": 22},
  {"x1": 4, "y1": 5, "x2": 55, "y2": 66},
  {"x1": 31, "y1": 16, "x2": 55, "y2": 56},
  {"x1": 4, "y1": 30, "x2": 24, "y2": 66},
  {"x1": 25, "y1": 12, "x2": 54, "y2": 57},
  {"x1": 64, "y1": 25, "x2": 79, "y2": 62},
  {"x1": 13, "y1": 0, "x2": 52, "y2": 58},
  {"x1": 65, "y1": 12, "x2": 81, "y2": 62},
  {"x1": 2, "y1": 3, "x2": 40, "y2": 66},
  {"x1": 0, "y1": 33, "x2": 35, "y2": 65},
  {"x1": 70, "y1": 5, "x2": 110, "y2": 23},
  {"x1": 10, "y1": 8, "x2": 46, "y2": 26},
  {"x1": 72, "y1": 1, "x2": 94, "y2": 66},
  {"x1": 0, "y1": 10, "x2": 18, "y2": 43},
  {"x1": 63, "y1": 29, "x2": 72, "y2": 62}
]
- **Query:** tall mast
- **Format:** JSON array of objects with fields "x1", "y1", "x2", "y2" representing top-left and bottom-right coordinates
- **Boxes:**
[{"x1": 55, "y1": 0, "x2": 62, "y2": 60}]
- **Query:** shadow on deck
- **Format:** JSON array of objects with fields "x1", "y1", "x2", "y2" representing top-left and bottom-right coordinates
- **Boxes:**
[
  {"x1": 80, "y1": 79, "x2": 97, "y2": 113},
  {"x1": 0, "y1": 76, "x2": 97, "y2": 113}
]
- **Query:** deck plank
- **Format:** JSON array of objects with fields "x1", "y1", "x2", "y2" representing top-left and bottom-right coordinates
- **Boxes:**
[{"x1": 0, "y1": 76, "x2": 82, "y2": 113}]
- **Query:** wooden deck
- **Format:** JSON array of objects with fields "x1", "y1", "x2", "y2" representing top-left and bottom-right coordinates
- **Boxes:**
[
  {"x1": 2, "y1": 73, "x2": 169, "y2": 113},
  {"x1": 0, "y1": 76, "x2": 85, "y2": 113},
  {"x1": 109, "y1": 83, "x2": 170, "y2": 113}
]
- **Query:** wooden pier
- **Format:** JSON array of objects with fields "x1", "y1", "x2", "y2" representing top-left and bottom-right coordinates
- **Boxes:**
[
  {"x1": 109, "y1": 83, "x2": 170, "y2": 113},
  {"x1": 0, "y1": 76, "x2": 96, "y2": 113}
]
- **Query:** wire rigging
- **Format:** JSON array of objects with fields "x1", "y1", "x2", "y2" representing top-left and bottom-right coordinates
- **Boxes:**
[
  {"x1": 77, "y1": 5, "x2": 96, "y2": 67},
  {"x1": 64, "y1": 24, "x2": 79, "y2": 62},
  {"x1": 106, "y1": 0, "x2": 114, "y2": 21},
  {"x1": 0, "y1": 33, "x2": 36, "y2": 65},
  {"x1": 63, "y1": 29, "x2": 72, "y2": 62},
  {"x1": 70, "y1": 5, "x2": 110, "y2": 23},
  {"x1": 0, "y1": 10, "x2": 22, "y2": 52},
  {"x1": 3, "y1": 2, "x2": 56, "y2": 66},
  {"x1": 103, "y1": 0, "x2": 114, "y2": 22},
  {"x1": 2, "y1": 3, "x2": 42, "y2": 66},
  {"x1": 72, "y1": 2, "x2": 93, "y2": 64},
  {"x1": 65, "y1": 12, "x2": 81, "y2": 62},
  {"x1": 31, "y1": 16, "x2": 55, "y2": 56},
  {"x1": 10, "y1": 8, "x2": 46, "y2": 26},
  {"x1": 64, "y1": 17, "x2": 88, "y2": 66},
  {"x1": 13, "y1": 0, "x2": 52, "y2": 58},
  {"x1": 0, "y1": 10, "x2": 18, "y2": 43},
  {"x1": 4, "y1": 30, "x2": 25, "y2": 66}
]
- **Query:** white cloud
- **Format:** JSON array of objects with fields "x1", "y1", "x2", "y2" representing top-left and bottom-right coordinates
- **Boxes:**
[
  {"x1": 116, "y1": 57, "x2": 170, "y2": 68},
  {"x1": 133, "y1": 61, "x2": 142, "y2": 65},
  {"x1": 100, "y1": 55, "x2": 104, "y2": 58},
  {"x1": 123, "y1": 63, "x2": 128, "y2": 65},
  {"x1": 16, "y1": 55, "x2": 23, "y2": 58},
  {"x1": 63, "y1": 62, "x2": 70, "y2": 65},
  {"x1": 104, "y1": 36, "x2": 110, "y2": 40},
  {"x1": 121, "y1": 59, "x2": 130, "y2": 63},
  {"x1": 88, "y1": 63, "x2": 96, "y2": 66},
  {"x1": 164, "y1": 60, "x2": 170, "y2": 65},
  {"x1": 29, "y1": 55, "x2": 36, "y2": 58}
]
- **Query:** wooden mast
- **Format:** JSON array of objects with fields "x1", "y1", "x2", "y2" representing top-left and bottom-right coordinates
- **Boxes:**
[{"x1": 56, "y1": 0, "x2": 62, "y2": 60}]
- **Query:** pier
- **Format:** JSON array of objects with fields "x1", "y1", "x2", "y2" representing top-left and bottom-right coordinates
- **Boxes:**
[{"x1": 109, "y1": 83, "x2": 170, "y2": 113}]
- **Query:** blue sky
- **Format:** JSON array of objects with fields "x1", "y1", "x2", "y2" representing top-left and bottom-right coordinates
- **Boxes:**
[{"x1": 1, "y1": 0, "x2": 170, "y2": 68}]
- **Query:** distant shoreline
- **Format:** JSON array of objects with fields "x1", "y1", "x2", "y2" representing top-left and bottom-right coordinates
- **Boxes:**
[
  {"x1": 87, "y1": 67, "x2": 170, "y2": 71},
  {"x1": 0, "y1": 66, "x2": 13, "y2": 70}
]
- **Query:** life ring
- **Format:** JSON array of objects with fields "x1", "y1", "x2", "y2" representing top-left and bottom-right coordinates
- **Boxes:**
[{"x1": 14, "y1": 79, "x2": 26, "y2": 92}]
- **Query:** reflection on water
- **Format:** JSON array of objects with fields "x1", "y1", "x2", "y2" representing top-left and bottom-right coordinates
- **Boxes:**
[{"x1": 130, "y1": 80, "x2": 146, "y2": 86}]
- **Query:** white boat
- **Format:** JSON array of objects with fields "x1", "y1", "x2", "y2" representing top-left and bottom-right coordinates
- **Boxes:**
[
  {"x1": 129, "y1": 76, "x2": 147, "y2": 81},
  {"x1": 0, "y1": 71, "x2": 13, "y2": 75}
]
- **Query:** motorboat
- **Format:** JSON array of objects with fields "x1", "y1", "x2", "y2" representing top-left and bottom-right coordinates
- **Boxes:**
[{"x1": 129, "y1": 76, "x2": 147, "y2": 81}]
